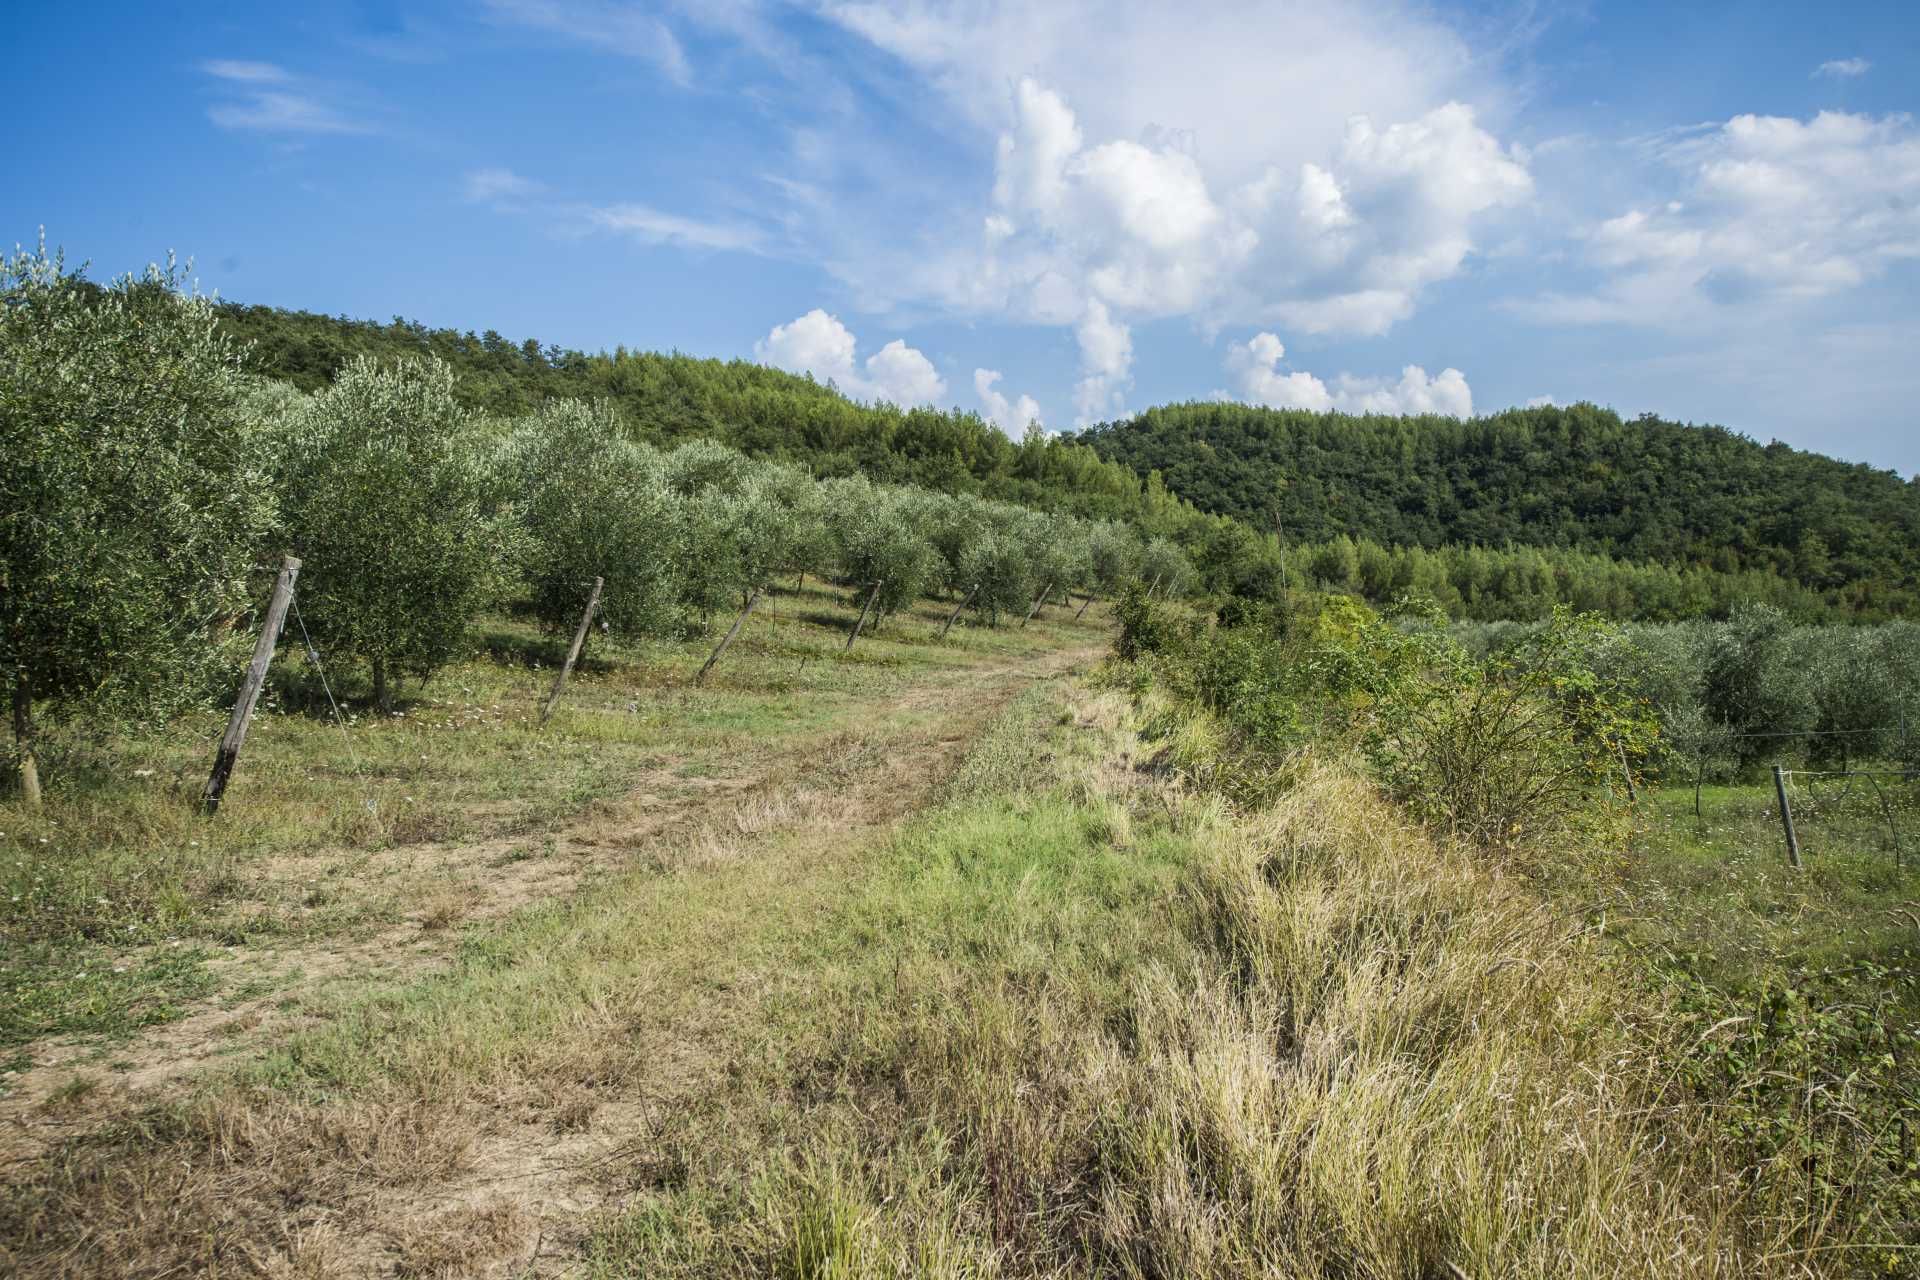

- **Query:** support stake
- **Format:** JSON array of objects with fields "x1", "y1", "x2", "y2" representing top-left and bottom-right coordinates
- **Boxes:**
[
  {"x1": 1617, "y1": 740, "x2": 1637, "y2": 803},
  {"x1": 1022, "y1": 579, "x2": 1054, "y2": 628},
  {"x1": 540, "y1": 576, "x2": 603, "y2": 727},
  {"x1": 697, "y1": 587, "x2": 761, "y2": 685},
  {"x1": 939, "y1": 583, "x2": 981, "y2": 639},
  {"x1": 1074, "y1": 592, "x2": 1096, "y2": 622},
  {"x1": 845, "y1": 580, "x2": 883, "y2": 651},
  {"x1": 1773, "y1": 764, "x2": 1802, "y2": 869},
  {"x1": 203, "y1": 555, "x2": 301, "y2": 815}
]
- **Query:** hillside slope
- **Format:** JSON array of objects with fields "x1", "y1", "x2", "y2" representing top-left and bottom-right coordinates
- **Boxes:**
[
  {"x1": 1074, "y1": 400, "x2": 1920, "y2": 600},
  {"x1": 215, "y1": 302, "x2": 1156, "y2": 523}
]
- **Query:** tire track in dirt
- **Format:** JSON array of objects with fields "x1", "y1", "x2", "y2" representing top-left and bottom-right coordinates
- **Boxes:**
[{"x1": 0, "y1": 639, "x2": 1099, "y2": 1278}]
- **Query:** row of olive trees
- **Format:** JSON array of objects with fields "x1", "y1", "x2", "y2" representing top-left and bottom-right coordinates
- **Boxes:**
[
  {"x1": 1, "y1": 249, "x2": 1189, "y2": 802},
  {"x1": 1461, "y1": 606, "x2": 1920, "y2": 777}
]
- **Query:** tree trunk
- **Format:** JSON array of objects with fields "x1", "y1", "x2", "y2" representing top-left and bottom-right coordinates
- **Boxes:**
[
  {"x1": 1074, "y1": 593, "x2": 1096, "y2": 621},
  {"x1": 12, "y1": 669, "x2": 41, "y2": 808},
  {"x1": 372, "y1": 655, "x2": 390, "y2": 714}
]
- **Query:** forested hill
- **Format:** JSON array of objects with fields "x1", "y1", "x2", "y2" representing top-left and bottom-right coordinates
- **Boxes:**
[
  {"x1": 214, "y1": 302, "x2": 1153, "y2": 522},
  {"x1": 1074, "y1": 401, "x2": 1920, "y2": 600}
]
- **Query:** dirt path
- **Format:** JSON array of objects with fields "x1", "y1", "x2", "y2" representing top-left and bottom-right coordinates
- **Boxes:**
[{"x1": 0, "y1": 638, "x2": 1099, "y2": 1278}]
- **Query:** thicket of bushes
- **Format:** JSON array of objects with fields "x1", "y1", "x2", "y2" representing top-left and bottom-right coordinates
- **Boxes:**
[{"x1": 1, "y1": 248, "x2": 1188, "y2": 804}]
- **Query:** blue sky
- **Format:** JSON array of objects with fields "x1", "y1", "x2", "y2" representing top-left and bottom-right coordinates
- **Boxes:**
[{"x1": 10, "y1": 1, "x2": 1919, "y2": 474}]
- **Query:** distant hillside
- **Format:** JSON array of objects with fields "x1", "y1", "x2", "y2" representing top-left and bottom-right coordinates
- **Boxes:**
[
  {"x1": 1073, "y1": 401, "x2": 1920, "y2": 609},
  {"x1": 215, "y1": 302, "x2": 1157, "y2": 524},
  {"x1": 216, "y1": 302, "x2": 1916, "y2": 620}
]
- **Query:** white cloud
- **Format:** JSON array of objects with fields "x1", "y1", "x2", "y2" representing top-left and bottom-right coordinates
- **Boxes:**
[
  {"x1": 1226, "y1": 331, "x2": 1472, "y2": 416},
  {"x1": 201, "y1": 60, "x2": 288, "y2": 83},
  {"x1": 202, "y1": 61, "x2": 368, "y2": 134},
  {"x1": 464, "y1": 167, "x2": 543, "y2": 205},
  {"x1": 1814, "y1": 57, "x2": 1870, "y2": 78},
  {"x1": 974, "y1": 369, "x2": 1042, "y2": 435},
  {"x1": 586, "y1": 204, "x2": 766, "y2": 253},
  {"x1": 1072, "y1": 298, "x2": 1134, "y2": 424},
  {"x1": 481, "y1": 0, "x2": 690, "y2": 85},
  {"x1": 1527, "y1": 110, "x2": 1920, "y2": 326},
  {"x1": 755, "y1": 309, "x2": 948, "y2": 406}
]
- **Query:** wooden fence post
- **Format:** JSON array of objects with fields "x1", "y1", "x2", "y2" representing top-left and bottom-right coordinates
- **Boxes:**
[
  {"x1": 1773, "y1": 764, "x2": 1802, "y2": 868},
  {"x1": 1074, "y1": 593, "x2": 1096, "y2": 622},
  {"x1": 939, "y1": 583, "x2": 981, "y2": 639},
  {"x1": 202, "y1": 555, "x2": 302, "y2": 815},
  {"x1": 845, "y1": 580, "x2": 884, "y2": 651},
  {"x1": 1022, "y1": 580, "x2": 1054, "y2": 628},
  {"x1": 540, "y1": 576, "x2": 603, "y2": 727},
  {"x1": 697, "y1": 587, "x2": 761, "y2": 685}
]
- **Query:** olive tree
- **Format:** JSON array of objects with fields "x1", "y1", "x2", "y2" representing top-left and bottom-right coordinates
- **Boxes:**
[
  {"x1": 276, "y1": 356, "x2": 505, "y2": 710},
  {"x1": 515, "y1": 399, "x2": 680, "y2": 640},
  {"x1": 1, "y1": 244, "x2": 274, "y2": 803}
]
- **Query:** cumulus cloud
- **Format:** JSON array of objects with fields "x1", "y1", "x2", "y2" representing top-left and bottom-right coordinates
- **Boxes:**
[
  {"x1": 1225, "y1": 332, "x2": 1472, "y2": 416},
  {"x1": 1814, "y1": 57, "x2": 1870, "y2": 78},
  {"x1": 756, "y1": 309, "x2": 947, "y2": 406},
  {"x1": 974, "y1": 369, "x2": 1042, "y2": 435},
  {"x1": 907, "y1": 70, "x2": 1528, "y2": 363},
  {"x1": 1526, "y1": 110, "x2": 1920, "y2": 325}
]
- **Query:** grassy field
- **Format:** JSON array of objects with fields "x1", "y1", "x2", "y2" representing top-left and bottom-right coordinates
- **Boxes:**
[{"x1": 5, "y1": 593, "x2": 1916, "y2": 1277}]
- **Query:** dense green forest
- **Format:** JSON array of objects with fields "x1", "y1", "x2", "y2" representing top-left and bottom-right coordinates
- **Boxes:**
[
  {"x1": 217, "y1": 303, "x2": 1919, "y2": 622},
  {"x1": 1074, "y1": 401, "x2": 1920, "y2": 616}
]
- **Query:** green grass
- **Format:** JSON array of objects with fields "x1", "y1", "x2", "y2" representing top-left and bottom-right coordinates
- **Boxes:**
[
  {"x1": 0, "y1": 581, "x2": 1097, "y2": 1053},
  {"x1": 1554, "y1": 780, "x2": 1920, "y2": 1269}
]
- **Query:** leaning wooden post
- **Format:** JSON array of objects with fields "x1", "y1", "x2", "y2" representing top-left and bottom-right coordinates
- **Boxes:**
[
  {"x1": 939, "y1": 583, "x2": 981, "y2": 639},
  {"x1": 1144, "y1": 572, "x2": 1164, "y2": 600},
  {"x1": 202, "y1": 555, "x2": 302, "y2": 815},
  {"x1": 1022, "y1": 580, "x2": 1054, "y2": 628},
  {"x1": 1617, "y1": 741, "x2": 1637, "y2": 803},
  {"x1": 845, "y1": 580, "x2": 884, "y2": 651},
  {"x1": 1693, "y1": 745, "x2": 1706, "y2": 819},
  {"x1": 1773, "y1": 764, "x2": 1802, "y2": 868},
  {"x1": 1074, "y1": 592, "x2": 1097, "y2": 622},
  {"x1": 697, "y1": 587, "x2": 762, "y2": 685},
  {"x1": 540, "y1": 576, "x2": 603, "y2": 727}
]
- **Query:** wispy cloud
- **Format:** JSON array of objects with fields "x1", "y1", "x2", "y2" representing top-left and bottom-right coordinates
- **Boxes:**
[
  {"x1": 464, "y1": 167, "x2": 545, "y2": 206},
  {"x1": 201, "y1": 59, "x2": 289, "y2": 83},
  {"x1": 584, "y1": 203, "x2": 766, "y2": 253},
  {"x1": 480, "y1": 0, "x2": 690, "y2": 86},
  {"x1": 1814, "y1": 57, "x2": 1871, "y2": 78},
  {"x1": 201, "y1": 61, "x2": 370, "y2": 134}
]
